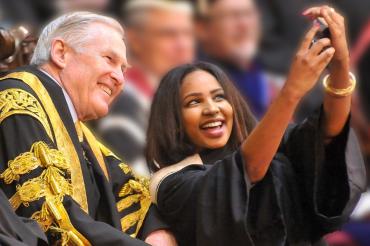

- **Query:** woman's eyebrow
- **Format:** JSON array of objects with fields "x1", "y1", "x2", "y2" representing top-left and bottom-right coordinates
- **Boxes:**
[
  {"x1": 183, "y1": 92, "x2": 202, "y2": 101},
  {"x1": 210, "y1": 88, "x2": 224, "y2": 94}
]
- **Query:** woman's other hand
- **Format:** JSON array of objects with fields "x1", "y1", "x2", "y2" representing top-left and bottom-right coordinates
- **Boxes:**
[
  {"x1": 303, "y1": 6, "x2": 349, "y2": 67},
  {"x1": 283, "y1": 22, "x2": 335, "y2": 99},
  {"x1": 145, "y1": 229, "x2": 178, "y2": 246}
]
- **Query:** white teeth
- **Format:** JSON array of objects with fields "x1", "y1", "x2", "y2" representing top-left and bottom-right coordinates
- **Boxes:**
[
  {"x1": 99, "y1": 85, "x2": 112, "y2": 96},
  {"x1": 202, "y1": 121, "x2": 222, "y2": 129}
]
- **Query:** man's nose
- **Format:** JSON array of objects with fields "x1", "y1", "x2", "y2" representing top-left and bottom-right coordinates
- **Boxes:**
[{"x1": 110, "y1": 67, "x2": 124, "y2": 85}]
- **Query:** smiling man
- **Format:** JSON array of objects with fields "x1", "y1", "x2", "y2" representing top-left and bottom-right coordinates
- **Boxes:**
[{"x1": 0, "y1": 12, "x2": 175, "y2": 245}]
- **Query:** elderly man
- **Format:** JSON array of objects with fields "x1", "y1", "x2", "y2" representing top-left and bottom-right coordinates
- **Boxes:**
[
  {"x1": 93, "y1": 0, "x2": 194, "y2": 174},
  {"x1": 0, "y1": 12, "x2": 175, "y2": 245}
]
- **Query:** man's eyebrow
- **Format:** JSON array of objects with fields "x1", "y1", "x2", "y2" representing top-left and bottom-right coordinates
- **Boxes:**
[{"x1": 110, "y1": 50, "x2": 130, "y2": 68}]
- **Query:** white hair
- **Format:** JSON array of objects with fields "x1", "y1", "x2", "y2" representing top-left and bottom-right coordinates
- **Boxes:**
[
  {"x1": 123, "y1": 0, "x2": 193, "y2": 28},
  {"x1": 30, "y1": 11, "x2": 123, "y2": 66}
]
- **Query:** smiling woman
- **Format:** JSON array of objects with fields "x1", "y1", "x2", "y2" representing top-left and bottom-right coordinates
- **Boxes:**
[
  {"x1": 147, "y1": 59, "x2": 365, "y2": 245},
  {"x1": 180, "y1": 70, "x2": 234, "y2": 150},
  {"x1": 146, "y1": 62, "x2": 255, "y2": 167}
]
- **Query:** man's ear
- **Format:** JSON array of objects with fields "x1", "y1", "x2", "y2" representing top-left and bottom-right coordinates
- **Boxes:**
[{"x1": 50, "y1": 39, "x2": 68, "y2": 69}]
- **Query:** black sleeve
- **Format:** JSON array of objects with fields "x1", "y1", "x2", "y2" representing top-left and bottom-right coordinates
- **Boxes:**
[
  {"x1": 0, "y1": 189, "x2": 48, "y2": 246},
  {"x1": 156, "y1": 151, "x2": 254, "y2": 246},
  {"x1": 0, "y1": 113, "x2": 148, "y2": 245},
  {"x1": 279, "y1": 107, "x2": 367, "y2": 238},
  {"x1": 106, "y1": 154, "x2": 170, "y2": 240}
]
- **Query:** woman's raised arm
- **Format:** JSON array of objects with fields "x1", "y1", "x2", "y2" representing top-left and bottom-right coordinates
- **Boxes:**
[{"x1": 241, "y1": 6, "x2": 352, "y2": 183}]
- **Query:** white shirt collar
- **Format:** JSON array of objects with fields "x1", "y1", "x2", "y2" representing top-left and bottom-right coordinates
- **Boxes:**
[{"x1": 38, "y1": 69, "x2": 78, "y2": 123}]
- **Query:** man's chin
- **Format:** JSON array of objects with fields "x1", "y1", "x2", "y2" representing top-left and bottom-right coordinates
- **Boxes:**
[{"x1": 81, "y1": 105, "x2": 109, "y2": 121}]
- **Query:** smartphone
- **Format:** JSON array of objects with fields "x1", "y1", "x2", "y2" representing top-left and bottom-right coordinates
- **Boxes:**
[{"x1": 311, "y1": 18, "x2": 331, "y2": 46}]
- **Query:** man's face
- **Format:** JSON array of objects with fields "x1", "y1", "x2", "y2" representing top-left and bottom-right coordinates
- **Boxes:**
[
  {"x1": 127, "y1": 8, "x2": 194, "y2": 77},
  {"x1": 60, "y1": 23, "x2": 128, "y2": 121},
  {"x1": 199, "y1": 0, "x2": 260, "y2": 62}
]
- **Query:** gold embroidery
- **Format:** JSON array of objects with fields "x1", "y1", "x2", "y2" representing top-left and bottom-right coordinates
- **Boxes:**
[
  {"x1": 120, "y1": 197, "x2": 151, "y2": 238},
  {"x1": 45, "y1": 196, "x2": 91, "y2": 246},
  {"x1": 1, "y1": 141, "x2": 70, "y2": 184},
  {"x1": 9, "y1": 177, "x2": 49, "y2": 210},
  {"x1": 0, "y1": 152, "x2": 40, "y2": 184},
  {"x1": 0, "y1": 72, "x2": 88, "y2": 213},
  {"x1": 99, "y1": 141, "x2": 121, "y2": 161},
  {"x1": 116, "y1": 194, "x2": 141, "y2": 212},
  {"x1": 117, "y1": 166, "x2": 151, "y2": 238},
  {"x1": 118, "y1": 179, "x2": 149, "y2": 198},
  {"x1": 80, "y1": 123, "x2": 110, "y2": 180},
  {"x1": 5, "y1": 142, "x2": 72, "y2": 211},
  {"x1": 119, "y1": 163, "x2": 131, "y2": 175},
  {"x1": 0, "y1": 140, "x2": 89, "y2": 245},
  {"x1": 31, "y1": 200, "x2": 54, "y2": 231},
  {"x1": 0, "y1": 89, "x2": 52, "y2": 139},
  {"x1": 32, "y1": 195, "x2": 91, "y2": 246}
]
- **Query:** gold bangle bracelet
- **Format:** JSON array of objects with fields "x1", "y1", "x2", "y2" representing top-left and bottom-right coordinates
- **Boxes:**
[{"x1": 322, "y1": 72, "x2": 356, "y2": 97}]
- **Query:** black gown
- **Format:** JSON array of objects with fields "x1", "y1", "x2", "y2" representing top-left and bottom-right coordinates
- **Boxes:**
[
  {"x1": 0, "y1": 66, "x2": 167, "y2": 245},
  {"x1": 151, "y1": 109, "x2": 367, "y2": 246},
  {"x1": 0, "y1": 189, "x2": 48, "y2": 246}
]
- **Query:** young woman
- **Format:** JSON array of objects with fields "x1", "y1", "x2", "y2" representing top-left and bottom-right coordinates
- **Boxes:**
[{"x1": 147, "y1": 6, "x2": 366, "y2": 246}]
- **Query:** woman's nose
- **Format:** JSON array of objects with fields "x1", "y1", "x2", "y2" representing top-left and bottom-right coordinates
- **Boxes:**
[{"x1": 203, "y1": 100, "x2": 220, "y2": 115}]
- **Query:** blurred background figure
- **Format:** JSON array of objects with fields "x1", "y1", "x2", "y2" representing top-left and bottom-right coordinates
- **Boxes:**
[
  {"x1": 0, "y1": 26, "x2": 36, "y2": 73},
  {"x1": 55, "y1": 0, "x2": 111, "y2": 13},
  {"x1": 92, "y1": 0, "x2": 195, "y2": 174},
  {"x1": 255, "y1": 0, "x2": 370, "y2": 122},
  {"x1": 325, "y1": 190, "x2": 370, "y2": 246},
  {"x1": 194, "y1": 0, "x2": 275, "y2": 119},
  {"x1": 256, "y1": 0, "x2": 370, "y2": 75}
]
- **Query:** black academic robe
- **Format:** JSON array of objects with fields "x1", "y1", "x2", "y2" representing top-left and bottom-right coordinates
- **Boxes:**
[
  {"x1": 0, "y1": 189, "x2": 48, "y2": 246},
  {"x1": 0, "y1": 66, "x2": 167, "y2": 245},
  {"x1": 152, "y1": 109, "x2": 367, "y2": 246}
]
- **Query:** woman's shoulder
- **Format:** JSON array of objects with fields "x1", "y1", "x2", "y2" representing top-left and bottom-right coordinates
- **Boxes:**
[{"x1": 149, "y1": 154, "x2": 204, "y2": 204}]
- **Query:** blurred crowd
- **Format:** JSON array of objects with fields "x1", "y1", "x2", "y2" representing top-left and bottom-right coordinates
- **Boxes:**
[{"x1": 1, "y1": 0, "x2": 370, "y2": 245}]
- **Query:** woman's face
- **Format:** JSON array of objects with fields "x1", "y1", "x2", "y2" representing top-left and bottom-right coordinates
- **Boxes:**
[{"x1": 180, "y1": 70, "x2": 234, "y2": 150}]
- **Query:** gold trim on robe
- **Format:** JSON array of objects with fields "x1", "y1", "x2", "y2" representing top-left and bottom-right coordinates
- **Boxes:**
[
  {"x1": 80, "y1": 122, "x2": 110, "y2": 180},
  {"x1": 0, "y1": 88, "x2": 52, "y2": 139},
  {"x1": 0, "y1": 72, "x2": 88, "y2": 213}
]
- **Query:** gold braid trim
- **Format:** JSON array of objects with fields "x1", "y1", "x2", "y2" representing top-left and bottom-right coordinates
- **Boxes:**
[
  {"x1": 32, "y1": 195, "x2": 91, "y2": 246},
  {"x1": 99, "y1": 141, "x2": 121, "y2": 161},
  {"x1": 1, "y1": 72, "x2": 88, "y2": 213},
  {"x1": 0, "y1": 152, "x2": 40, "y2": 184},
  {"x1": 92, "y1": 138, "x2": 152, "y2": 237},
  {"x1": 6, "y1": 142, "x2": 72, "y2": 211},
  {"x1": 119, "y1": 163, "x2": 132, "y2": 175},
  {"x1": 120, "y1": 197, "x2": 151, "y2": 238},
  {"x1": 9, "y1": 176, "x2": 50, "y2": 210},
  {"x1": 1, "y1": 141, "x2": 69, "y2": 184},
  {"x1": 79, "y1": 123, "x2": 109, "y2": 180},
  {"x1": 0, "y1": 89, "x2": 52, "y2": 139},
  {"x1": 45, "y1": 196, "x2": 90, "y2": 246},
  {"x1": 117, "y1": 164, "x2": 151, "y2": 238},
  {"x1": 1, "y1": 141, "x2": 89, "y2": 245}
]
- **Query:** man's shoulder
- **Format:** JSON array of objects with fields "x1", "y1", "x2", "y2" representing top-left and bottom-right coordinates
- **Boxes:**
[{"x1": 0, "y1": 67, "x2": 41, "y2": 93}]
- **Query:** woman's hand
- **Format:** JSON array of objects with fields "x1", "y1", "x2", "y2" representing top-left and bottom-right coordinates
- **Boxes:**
[
  {"x1": 303, "y1": 6, "x2": 349, "y2": 67},
  {"x1": 145, "y1": 229, "x2": 178, "y2": 246},
  {"x1": 283, "y1": 23, "x2": 335, "y2": 100},
  {"x1": 241, "y1": 8, "x2": 342, "y2": 183},
  {"x1": 303, "y1": 6, "x2": 352, "y2": 139}
]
